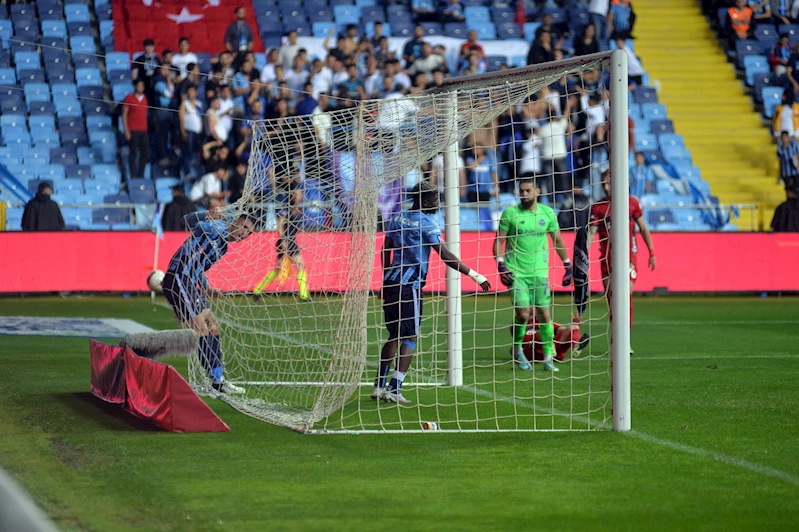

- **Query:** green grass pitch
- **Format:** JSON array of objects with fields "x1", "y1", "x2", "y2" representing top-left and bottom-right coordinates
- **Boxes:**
[{"x1": 0, "y1": 295, "x2": 797, "y2": 530}]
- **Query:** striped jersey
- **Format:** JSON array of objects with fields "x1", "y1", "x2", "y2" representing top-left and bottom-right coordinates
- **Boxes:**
[
  {"x1": 167, "y1": 212, "x2": 229, "y2": 289},
  {"x1": 778, "y1": 139, "x2": 799, "y2": 178},
  {"x1": 383, "y1": 211, "x2": 442, "y2": 289}
]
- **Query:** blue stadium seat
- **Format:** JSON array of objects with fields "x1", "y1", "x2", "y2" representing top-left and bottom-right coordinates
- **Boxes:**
[
  {"x1": 308, "y1": 9, "x2": 334, "y2": 23},
  {"x1": 29, "y1": 102, "x2": 56, "y2": 116},
  {"x1": 128, "y1": 179, "x2": 155, "y2": 203},
  {"x1": 523, "y1": 22, "x2": 541, "y2": 41},
  {"x1": 54, "y1": 98, "x2": 83, "y2": 118},
  {"x1": 633, "y1": 87, "x2": 658, "y2": 104},
  {"x1": 361, "y1": 7, "x2": 386, "y2": 23},
  {"x1": 4, "y1": 207, "x2": 23, "y2": 230},
  {"x1": 0, "y1": 66, "x2": 14, "y2": 83},
  {"x1": 753, "y1": 71, "x2": 779, "y2": 102},
  {"x1": 650, "y1": 120, "x2": 675, "y2": 135},
  {"x1": 40, "y1": 164, "x2": 66, "y2": 180},
  {"x1": 365, "y1": 21, "x2": 391, "y2": 37},
  {"x1": 777, "y1": 23, "x2": 799, "y2": 39},
  {"x1": 662, "y1": 145, "x2": 692, "y2": 165},
  {"x1": 312, "y1": 21, "x2": 336, "y2": 38},
  {"x1": 464, "y1": 6, "x2": 491, "y2": 23},
  {"x1": 762, "y1": 86, "x2": 784, "y2": 118},
  {"x1": 641, "y1": 103, "x2": 667, "y2": 120},
  {"x1": 24, "y1": 82, "x2": 49, "y2": 103},
  {"x1": 19, "y1": 70, "x2": 46, "y2": 86},
  {"x1": 77, "y1": 146, "x2": 102, "y2": 165},
  {"x1": 31, "y1": 129, "x2": 60, "y2": 147},
  {"x1": 0, "y1": 114, "x2": 25, "y2": 130},
  {"x1": 509, "y1": 55, "x2": 526, "y2": 68},
  {"x1": 0, "y1": 147, "x2": 20, "y2": 164},
  {"x1": 0, "y1": 20, "x2": 12, "y2": 49},
  {"x1": 444, "y1": 23, "x2": 468, "y2": 39},
  {"x1": 104, "y1": 193, "x2": 131, "y2": 207},
  {"x1": 67, "y1": 22, "x2": 93, "y2": 37},
  {"x1": 61, "y1": 208, "x2": 93, "y2": 228},
  {"x1": 391, "y1": 21, "x2": 414, "y2": 37},
  {"x1": 99, "y1": 20, "x2": 114, "y2": 42},
  {"x1": 468, "y1": 21, "x2": 498, "y2": 40},
  {"x1": 51, "y1": 83, "x2": 78, "y2": 100},
  {"x1": 14, "y1": 51, "x2": 40, "y2": 74},
  {"x1": 92, "y1": 163, "x2": 121, "y2": 183},
  {"x1": 420, "y1": 22, "x2": 444, "y2": 36},
  {"x1": 93, "y1": 207, "x2": 131, "y2": 225},
  {"x1": 334, "y1": 5, "x2": 360, "y2": 25},
  {"x1": 659, "y1": 133, "x2": 685, "y2": 149},
  {"x1": 65, "y1": 164, "x2": 92, "y2": 179},
  {"x1": 744, "y1": 55, "x2": 769, "y2": 86},
  {"x1": 496, "y1": 22, "x2": 522, "y2": 40},
  {"x1": 491, "y1": 7, "x2": 516, "y2": 23},
  {"x1": 64, "y1": 4, "x2": 91, "y2": 24},
  {"x1": 50, "y1": 147, "x2": 78, "y2": 166},
  {"x1": 75, "y1": 67, "x2": 102, "y2": 87},
  {"x1": 86, "y1": 115, "x2": 113, "y2": 132},
  {"x1": 485, "y1": 55, "x2": 506, "y2": 71},
  {"x1": 78, "y1": 86, "x2": 103, "y2": 100},
  {"x1": 72, "y1": 53, "x2": 99, "y2": 69},
  {"x1": 635, "y1": 133, "x2": 658, "y2": 151},
  {"x1": 105, "y1": 52, "x2": 130, "y2": 73},
  {"x1": 112, "y1": 83, "x2": 133, "y2": 102}
]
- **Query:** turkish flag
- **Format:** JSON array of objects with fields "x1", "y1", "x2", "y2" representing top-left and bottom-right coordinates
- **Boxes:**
[{"x1": 113, "y1": 0, "x2": 264, "y2": 56}]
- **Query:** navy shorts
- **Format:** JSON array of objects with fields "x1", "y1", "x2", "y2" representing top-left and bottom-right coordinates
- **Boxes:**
[
  {"x1": 383, "y1": 284, "x2": 422, "y2": 341},
  {"x1": 162, "y1": 271, "x2": 208, "y2": 323}
]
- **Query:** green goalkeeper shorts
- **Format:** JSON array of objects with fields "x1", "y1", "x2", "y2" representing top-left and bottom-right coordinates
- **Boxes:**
[{"x1": 511, "y1": 276, "x2": 551, "y2": 309}]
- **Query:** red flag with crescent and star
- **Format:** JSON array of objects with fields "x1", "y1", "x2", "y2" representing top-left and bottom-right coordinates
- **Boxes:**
[{"x1": 113, "y1": 0, "x2": 264, "y2": 55}]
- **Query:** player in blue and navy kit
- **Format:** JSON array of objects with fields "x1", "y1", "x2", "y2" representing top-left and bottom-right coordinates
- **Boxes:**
[
  {"x1": 162, "y1": 209, "x2": 257, "y2": 394},
  {"x1": 374, "y1": 181, "x2": 491, "y2": 404}
]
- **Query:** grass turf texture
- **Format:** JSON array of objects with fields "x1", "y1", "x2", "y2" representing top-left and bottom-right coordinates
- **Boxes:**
[{"x1": 0, "y1": 296, "x2": 797, "y2": 531}]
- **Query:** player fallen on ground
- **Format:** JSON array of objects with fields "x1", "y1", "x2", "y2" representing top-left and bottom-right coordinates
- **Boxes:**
[
  {"x1": 494, "y1": 178, "x2": 572, "y2": 372},
  {"x1": 513, "y1": 314, "x2": 590, "y2": 364},
  {"x1": 588, "y1": 170, "x2": 656, "y2": 349},
  {"x1": 374, "y1": 181, "x2": 490, "y2": 404},
  {"x1": 253, "y1": 183, "x2": 311, "y2": 301},
  {"x1": 162, "y1": 209, "x2": 257, "y2": 394}
]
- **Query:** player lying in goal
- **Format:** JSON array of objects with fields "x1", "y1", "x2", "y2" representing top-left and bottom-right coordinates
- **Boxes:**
[
  {"x1": 515, "y1": 315, "x2": 590, "y2": 364},
  {"x1": 162, "y1": 210, "x2": 257, "y2": 394},
  {"x1": 374, "y1": 181, "x2": 491, "y2": 404},
  {"x1": 494, "y1": 179, "x2": 573, "y2": 373},
  {"x1": 253, "y1": 183, "x2": 311, "y2": 301},
  {"x1": 588, "y1": 170, "x2": 655, "y2": 349}
]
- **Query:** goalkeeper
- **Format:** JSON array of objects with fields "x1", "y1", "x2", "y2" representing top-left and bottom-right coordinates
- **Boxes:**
[
  {"x1": 494, "y1": 179, "x2": 572, "y2": 372},
  {"x1": 253, "y1": 183, "x2": 311, "y2": 301},
  {"x1": 374, "y1": 181, "x2": 491, "y2": 404},
  {"x1": 162, "y1": 209, "x2": 257, "y2": 394}
]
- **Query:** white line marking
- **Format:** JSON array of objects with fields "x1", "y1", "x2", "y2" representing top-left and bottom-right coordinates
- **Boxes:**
[
  {"x1": 465, "y1": 386, "x2": 799, "y2": 487},
  {"x1": 635, "y1": 354, "x2": 799, "y2": 360},
  {"x1": 100, "y1": 319, "x2": 155, "y2": 335},
  {"x1": 636, "y1": 320, "x2": 799, "y2": 326}
]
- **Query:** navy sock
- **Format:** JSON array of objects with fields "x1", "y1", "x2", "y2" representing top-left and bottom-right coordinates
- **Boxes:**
[
  {"x1": 387, "y1": 371, "x2": 405, "y2": 392},
  {"x1": 377, "y1": 364, "x2": 391, "y2": 388},
  {"x1": 199, "y1": 335, "x2": 223, "y2": 378}
]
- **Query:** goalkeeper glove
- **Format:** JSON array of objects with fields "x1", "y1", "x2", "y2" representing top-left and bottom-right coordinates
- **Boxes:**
[
  {"x1": 562, "y1": 261, "x2": 573, "y2": 287},
  {"x1": 497, "y1": 260, "x2": 514, "y2": 288}
]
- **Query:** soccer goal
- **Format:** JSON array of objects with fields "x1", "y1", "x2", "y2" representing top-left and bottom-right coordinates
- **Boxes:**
[{"x1": 189, "y1": 50, "x2": 630, "y2": 433}]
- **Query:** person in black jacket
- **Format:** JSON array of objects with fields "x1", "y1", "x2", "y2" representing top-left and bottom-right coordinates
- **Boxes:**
[
  {"x1": 527, "y1": 31, "x2": 557, "y2": 66},
  {"x1": 162, "y1": 184, "x2": 197, "y2": 232},
  {"x1": 21, "y1": 181, "x2": 64, "y2": 231},
  {"x1": 771, "y1": 189, "x2": 799, "y2": 232}
]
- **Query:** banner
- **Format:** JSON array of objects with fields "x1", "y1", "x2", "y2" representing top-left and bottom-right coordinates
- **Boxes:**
[
  {"x1": 1, "y1": 231, "x2": 798, "y2": 293},
  {"x1": 113, "y1": 0, "x2": 264, "y2": 55}
]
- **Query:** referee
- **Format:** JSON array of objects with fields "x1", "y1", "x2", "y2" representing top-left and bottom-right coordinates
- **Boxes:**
[{"x1": 777, "y1": 131, "x2": 799, "y2": 192}]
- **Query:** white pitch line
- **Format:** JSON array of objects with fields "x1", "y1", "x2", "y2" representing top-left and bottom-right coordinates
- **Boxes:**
[
  {"x1": 465, "y1": 385, "x2": 799, "y2": 487},
  {"x1": 634, "y1": 354, "x2": 799, "y2": 361},
  {"x1": 636, "y1": 320, "x2": 799, "y2": 326}
]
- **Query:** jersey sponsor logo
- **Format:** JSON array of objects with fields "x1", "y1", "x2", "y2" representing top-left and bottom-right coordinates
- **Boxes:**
[{"x1": 539, "y1": 219, "x2": 546, "y2": 226}]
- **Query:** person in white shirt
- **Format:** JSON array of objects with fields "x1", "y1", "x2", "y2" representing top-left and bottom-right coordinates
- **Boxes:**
[
  {"x1": 386, "y1": 59, "x2": 412, "y2": 92},
  {"x1": 206, "y1": 97, "x2": 232, "y2": 144},
  {"x1": 537, "y1": 96, "x2": 572, "y2": 205},
  {"x1": 516, "y1": 125, "x2": 542, "y2": 178},
  {"x1": 188, "y1": 167, "x2": 231, "y2": 209},
  {"x1": 615, "y1": 38, "x2": 645, "y2": 87},
  {"x1": 429, "y1": 152, "x2": 466, "y2": 197},
  {"x1": 284, "y1": 56, "x2": 310, "y2": 95},
  {"x1": 179, "y1": 85, "x2": 204, "y2": 178},
  {"x1": 279, "y1": 30, "x2": 301, "y2": 70},
  {"x1": 171, "y1": 37, "x2": 199, "y2": 79},
  {"x1": 260, "y1": 48, "x2": 280, "y2": 85},
  {"x1": 589, "y1": 0, "x2": 610, "y2": 46},
  {"x1": 218, "y1": 85, "x2": 235, "y2": 138}
]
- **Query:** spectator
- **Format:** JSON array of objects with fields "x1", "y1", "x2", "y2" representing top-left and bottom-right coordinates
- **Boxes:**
[
  {"x1": 376, "y1": 75, "x2": 396, "y2": 99},
  {"x1": 459, "y1": 30, "x2": 486, "y2": 66},
  {"x1": 374, "y1": 36, "x2": 393, "y2": 65},
  {"x1": 228, "y1": 159, "x2": 248, "y2": 204},
  {"x1": 242, "y1": 52, "x2": 261, "y2": 81},
  {"x1": 207, "y1": 97, "x2": 231, "y2": 144},
  {"x1": 285, "y1": 55, "x2": 310, "y2": 95},
  {"x1": 527, "y1": 31, "x2": 557, "y2": 65},
  {"x1": 535, "y1": 13, "x2": 564, "y2": 44},
  {"x1": 179, "y1": 85, "x2": 204, "y2": 178},
  {"x1": 777, "y1": 130, "x2": 799, "y2": 192},
  {"x1": 152, "y1": 63, "x2": 177, "y2": 166},
  {"x1": 189, "y1": 166, "x2": 231, "y2": 209},
  {"x1": 280, "y1": 30, "x2": 301, "y2": 70},
  {"x1": 295, "y1": 83, "x2": 318, "y2": 116},
  {"x1": 630, "y1": 151, "x2": 654, "y2": 197},
  {"x1": 122, "y1": 79, "x2": 150, "y2": 179},
  {"x1": 403, "y1": 26, "x2": 427, "y2": 68},
  {"x1": 615, "y1": 38, "x2": 645, "y2": 87},
  {"x1": 21, "y1": 181, "x2": 64, "y2": 232},
  {"x1": 202, "y1": 141, "x2": 232, "y2": 173},
  {"x1": 538, "y1": 95, "x2": 572, "y2": 204},
  {"x1": 589, "y1": 0, "x2": 610, "y2": 46},
  {"x1": 363, "y1": 55, "x2": 383, "y2": 96},
  {"x1": 515, "y1": 123, "x2": 542, "y2": 181},
  {"x1": 178, "y1": 62, "x2": 202, "y2": 99},
  {"x1": 370, "y1": 22, "x2": 387, "y2": 49},
  {"x1": 575, "y1": 24, "x2": 601, "y2": 57},
  {"x1": 224, "y1": 6, "x2": 254, "y2": 59},
  {"x1": 408, "y1": 43, "x2": 447, "y2": 83},
  {"x1": 312, "y1": 92, "x2": 333, "y2": 149},
  {"x1": 162, "y1": 185, "x2": 197, "y2": 231},
  {"x1": 215, "y1": 51, "x2": 236, "y2": 86},
  {"x1": 441, "y1": 0, "x2": 466, "y2": 23},
  {"x1": 131, "y1": 38, "x2": 161, "y2": 102},
  {"x1": 386, "y1": 59, "x2": 412, "y2": 92},
  {"x1": 608, "y1": 0, "x2": 636, "y2": 40},
  {"x1": 771, "y1": 189, "x2": 799, "y2": 231},
  {"x1": 769, "y1": 33, "x2": 792, "y2": 77},
  {"x1": 425, "y1": 69, "x2": 446, "y2": 90},
  {"x1": 337, "y1": 64, "x2": 367, "y2": 105},
  {"x1": 770, "y1": 0, "x2": 796, "y2": 25},
  {"x1": 460, "y1": 51, "x2": 486, "y2": 76},
  {"x1": 772, "y1": 91, "x2": 799, "y2": 138},
  {"x1": 411, "y1": 0, "x2": 438, "y2": 22},
  {"x1": 557, "y1": 186, "x2": 590, "y2": 231},
  {"x1": 726, "y1": 0, "x2": 755, "y2": 49},
  {"x1": 171, "y1": 37, "x2": 199, "y2": 79},
  {"x1": 409, "y1": 72, "x2": 428, "y2": 95},
  {"x1": 589, "y1": 123, "x2": 609, "y2": 200},
  {"x1": 464, "y1": 145, "x2": 499, "y2": 202},
  {"x1": 205, "y1": 69, "x2": 224, "y2": 101},
  {"x1": 749, "y1": 0, "x2": 772, "y2": 22},
  {"x1": 217, "y1": 85, "x2": 236, "y2": 137},
  {"x1": 337, "y1": 25, "x2": 360, "y2": 59},
  {"x1": 232, "y1": 61, "x2": 256, "y2": 112},
  {"x1": 260, "y1": 48, "x2": 280, "y2": 85}
]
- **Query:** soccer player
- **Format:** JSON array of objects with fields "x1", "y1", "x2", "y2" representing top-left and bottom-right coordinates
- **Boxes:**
[
  {"x1": 518, "y1": 315, "x2": 590, "y2": 364},
  {"x1": 253, "y1": 183, "x2": 311, "y2": 301},
  {"x1": 494, "y1": 178, "x2": 573, "y2": 372},
  {"x1": 374, "y1": 181, "x2": 491, "y2": 404},
  {"x1": 588, "y1": 169, "x2": 656, "y2": 334},
  {"x1": 162, "y1": 209, "x2": 257, "y2": 394}
]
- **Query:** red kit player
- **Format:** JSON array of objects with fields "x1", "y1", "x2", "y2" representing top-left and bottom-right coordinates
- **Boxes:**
[
  {"x1": 589, "y1": 170, "x2": 656, "y2": 334},
  {"x1": 518, "y1": 316, "x2": 591, "y2": 363}
]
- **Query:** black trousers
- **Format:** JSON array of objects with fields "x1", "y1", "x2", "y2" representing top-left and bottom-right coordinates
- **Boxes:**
[{"x1": 129, "y1": 130, "x2": 150, "y2": 179}]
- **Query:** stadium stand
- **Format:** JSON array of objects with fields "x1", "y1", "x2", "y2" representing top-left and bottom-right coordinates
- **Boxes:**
[{"x1": 0, "y1": 0, "x2": 731, "y2": 232}]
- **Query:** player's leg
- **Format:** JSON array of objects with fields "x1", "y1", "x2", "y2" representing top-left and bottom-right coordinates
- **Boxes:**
[
  {"x1": 384, "y1": 285, "x2": 421, "y2": 404},
  {"x1": 511, "y1": 277, "x2": 533, "y2": 370},
  {"x1": 374, "y1": 284, "x2": 400, "y2": 399},
  {"x1": 198, "y1": 308, "x2": 245, "y2": 394},
  {"x1": 253, "y1": 254, "x2": 291, "y2": 294},
  {"x1": 290, "y1": 252, "x2": 310, "y2": 301},
  {"x1": 533, "y1": 277, "x2": 558, "y2": 372}
]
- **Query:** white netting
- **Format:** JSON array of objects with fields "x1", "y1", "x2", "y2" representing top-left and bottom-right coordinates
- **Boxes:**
[{"x1": 183, "y1": 52, "x2": 618, "y2": 432}]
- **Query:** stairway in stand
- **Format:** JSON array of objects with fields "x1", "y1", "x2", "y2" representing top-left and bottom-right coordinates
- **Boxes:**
[{"x1": 633, "y1": 0, "x2": 783, "y2": 228}]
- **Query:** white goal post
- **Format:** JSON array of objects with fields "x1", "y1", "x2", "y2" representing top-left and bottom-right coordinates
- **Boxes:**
[{"x1": 177, "y1": 50, "x2": 630, "y2": 433}]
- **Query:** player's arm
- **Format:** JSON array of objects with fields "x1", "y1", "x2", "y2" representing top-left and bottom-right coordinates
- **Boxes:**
[
  {"x1": 381, "y1": 235, "x2": 394, "y2": 276},
  {"x1": 493, "y1": 229, "x2": 514, "y2": 287},
  {"x1": 634, "y1": 215, "x2": 656, "y2": 270},
  {"x1": 551, "y1": 228, "x2": 573, "y2": 286},
  {"x1": 183, "y1": 211, "x2": 210, "y2": 231},
  {"x1": 432, "y1": 242, "x2": 490, "y2": 291}
]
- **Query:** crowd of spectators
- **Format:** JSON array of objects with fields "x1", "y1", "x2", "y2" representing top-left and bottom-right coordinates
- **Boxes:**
[{"x1": 119, "y1": 1, "x2": 644, "y2": 227}]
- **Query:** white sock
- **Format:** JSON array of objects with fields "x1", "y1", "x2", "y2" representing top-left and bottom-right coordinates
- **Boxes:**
[
  {"x1": 543, "y1": 354, "x2": 552, "y2": 363},
  {"x1": 393, "y1": 371, "x2": 406, "y2": 384}
]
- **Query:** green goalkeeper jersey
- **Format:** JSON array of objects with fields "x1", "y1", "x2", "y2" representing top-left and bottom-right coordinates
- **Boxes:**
[{"x1": 498, "y1": 203, "x2": 559, "y2": 278}]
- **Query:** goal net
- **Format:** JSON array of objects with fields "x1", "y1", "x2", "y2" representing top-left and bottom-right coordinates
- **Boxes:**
[{"x1": 186, "y1": 50, "x2": 630, "y2": 433}]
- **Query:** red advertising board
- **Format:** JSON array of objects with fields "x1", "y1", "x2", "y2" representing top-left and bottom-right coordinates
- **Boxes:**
[{"x1": 1, "y1": 232, "x2": 798, "y2": 293}]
